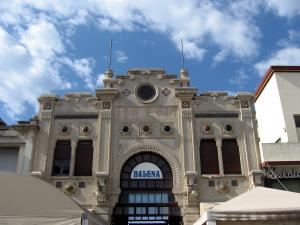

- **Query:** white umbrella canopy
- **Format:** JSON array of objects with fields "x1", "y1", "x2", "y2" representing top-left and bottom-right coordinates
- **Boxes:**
[
  {"x1": 211, "y1": 186, "x2": 300, "y2": 213},
  {"x1": 0, "y1": 172, "x2": 83, "y2": 225},
  {"x1": 194, "y1": 187, "x2": 300, "y2": 225}
]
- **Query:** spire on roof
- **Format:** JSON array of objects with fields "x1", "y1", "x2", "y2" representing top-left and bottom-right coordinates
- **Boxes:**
[
  {"x1": 104, "y1": 40, "x2": 113, "y2": 79},
  {"x1": 180, "y1": 38, "x2": 189, "y2": 79}
]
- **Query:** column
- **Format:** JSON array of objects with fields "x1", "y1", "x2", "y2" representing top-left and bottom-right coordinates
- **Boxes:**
[
  {"x1": 216, "y1": 138, "x2": 224, "y2": 175},
  {"x1": 70, "y1": 139, "x2": 77, "y2": 176}
]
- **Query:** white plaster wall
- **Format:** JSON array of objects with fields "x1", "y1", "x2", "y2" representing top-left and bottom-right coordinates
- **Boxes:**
[
  {"x1": 17, "y1": 131, "x2": 35, "y2": 175},
  {"x1": 255, "y1": 75, "x2": 287, "y2": 143},
  {"x1": 275, "y1": 72, "x2": 300, "y2": 142},
  {"x1": 0, "y1": 129, "x2": 35, "y2": 175},
  {"x1": 261, "y1": 143, "x2": 300, "y2": 161}
]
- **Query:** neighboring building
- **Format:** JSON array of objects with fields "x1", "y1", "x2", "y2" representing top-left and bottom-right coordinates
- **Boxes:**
[
  {"x1": 255, "y1": 66, "x2": 300, "y2": 193},
  {"x1": 0, "y1": 119, "x2": 37, "y2": 175},
  {"x1": 27, "y1": 68, "x2": 262, "y2": 225}
]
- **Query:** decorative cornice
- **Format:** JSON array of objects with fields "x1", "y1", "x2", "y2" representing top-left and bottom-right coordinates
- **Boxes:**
[
  {"x1": 54, "y1": 114, "x2": 98, "y2": 120},
  {"x1": 241, "y1": 111, "x2": 253, "y2": 118},
  {"x1": 12, "y1": 124, "x2": 39, "y2": 132},
  {"x1": 175, "y1": 88, "x2": 197, "y2": 99},
  {"x1": 236, "y1": 92, "x2": 254, "y2": 99},
  {"x1": 64, "y1": 92, "x2": 93, "y2": 98},
  {"x1": 101, "y1": 111, "x2": 112, "y2": 119},
  {"x1": 127, "y1": 68, "x2": 166, "y2": 75},
  {"x1": 38, "y1": 94, "x2": 58, "y2": 103},
  {"x1": 195, "y1": 112, "x2": 239, "y2": 118},
  {"x1": 182, "y1": 110, "x2": 193, "y2": 118},
  {"x1": 41, "y1": 112, "x2": 52, "y2": 120},
  {"x1": 95, "y1": 88, "x2": 119, "y2": 100}
]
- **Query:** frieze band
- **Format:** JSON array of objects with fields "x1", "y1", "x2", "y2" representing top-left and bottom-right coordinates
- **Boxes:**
[{"x1": 194, "y1": 112, "x2": 239, "y2": 118}]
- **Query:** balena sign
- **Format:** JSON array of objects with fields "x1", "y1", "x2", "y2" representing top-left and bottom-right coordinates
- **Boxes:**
[{"x1": 131, "y1": 162, "x2": 163, "y2": 179}]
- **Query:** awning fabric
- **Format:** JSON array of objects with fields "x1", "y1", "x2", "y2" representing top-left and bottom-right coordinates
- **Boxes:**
[
  {"x1": 194, "y1": 187, "x2": 300, "y2": 225},
  {"x1": 0, "y1": 172, "x2": 83, "y2": 225}
]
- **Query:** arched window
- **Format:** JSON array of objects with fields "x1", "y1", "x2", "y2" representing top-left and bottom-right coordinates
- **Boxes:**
[{"x1": 112, "y1": 152, "x2": 181, "y2": 225}]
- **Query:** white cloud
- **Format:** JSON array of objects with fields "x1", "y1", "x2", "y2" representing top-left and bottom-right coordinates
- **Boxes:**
[
  {"x1": 61, "y1": 57, "x2": 96, "y2": 89},
  {"x1": 21, "y1": 20, "x2": 64, "y2": 58},
  {"x1": 212, "y1": 49, "x2": 229, "y2": 66},
  {"x1": 115, "y1": 50, "x2": 128, "y2": 63},
  {"x1": 254, "y1": 47, "x2": 300, "y2": 76},
  {"x1": 0, "y1": 0, "x2": 261, "y2": 62},
  {"x1": 229, "y1": 69, "x2": 250, "y2": 87},
  {"x1": 98, "y1": 18, "x2": 123, "y2": 32},
  {"x1": 266, "y1": 0, "x2": 300, "y2": 17},
  {"x1": 3, "y1": 0, "x2": 296, "y2": 121},
  {"x1": 279, "y1": 30, "x2": 300, "y2": 47},
  {"x1": 96, "y1": 73, "x2": 105, "y2": 87},
  {"x1": 0, "y1": 22, "x2": 71, "y2": 120}
]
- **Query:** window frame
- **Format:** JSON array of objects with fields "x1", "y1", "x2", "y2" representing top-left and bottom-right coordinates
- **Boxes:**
[
  {"x1": 51, "y1": 140, "x2": 72, "y2": 177},
  {"x1": 199, "y1": 137, "x2": 243, "y2": 176},
  {"x1": 221, "y1": 138, "x2": 242, "y2": 175},
  {"x1": 0, "y1": 145, "x2": 20, "y2": 173},
  {"x1": 74, "y1": 139, "x2": 94, "y2": 177},
  {"x1": 199, "y1": 138, "x2": 220, "y2": 175}
]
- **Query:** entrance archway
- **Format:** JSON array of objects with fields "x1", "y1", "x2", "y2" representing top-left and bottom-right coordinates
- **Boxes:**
[{"x1": 112, "y1": 152, "x2": 182, "y2": 225}]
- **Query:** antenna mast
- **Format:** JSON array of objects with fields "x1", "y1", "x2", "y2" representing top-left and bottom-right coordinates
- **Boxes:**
[
  {"x1": 181, "y1": 38, "x2": 185, "y2": 69},
  {"x1": 108, "y1": 40, "x2": 112, "y2": 70},
  {"x1": 104, "y1": 40, "x2": 113, "y2": 80},
  {"x1": 179, "y1": 38, "x2": 189, "y2": 81}
]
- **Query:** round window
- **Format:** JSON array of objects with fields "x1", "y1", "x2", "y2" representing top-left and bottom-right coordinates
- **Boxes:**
[{"x1": 136, "y1": 83, "x2": 157, "y2": 102}]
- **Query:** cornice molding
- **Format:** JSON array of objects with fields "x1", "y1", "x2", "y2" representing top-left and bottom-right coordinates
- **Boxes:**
[
  {"x1": 95, "y1": 88, "x2": 119, "y2": 100},
  {"x1": 175, "y1": 88, "x2": 197, "y2": 99}
]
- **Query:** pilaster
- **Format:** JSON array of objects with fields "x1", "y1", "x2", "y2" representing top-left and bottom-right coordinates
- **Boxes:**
[
  {"x1": 95, "y1": 88, "x2": 118, "y2": 173},
  {"x1": 237, "y1": 93, "x2": 261, "y2": 172},
  {"x1": 31, "y1": 94, "x2": 57, "y2": 177},
  {"x1": 175, "y1": 88, "x2": 197, "y2": 173}
]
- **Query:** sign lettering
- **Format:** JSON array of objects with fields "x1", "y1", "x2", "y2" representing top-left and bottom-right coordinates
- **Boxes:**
[
  {"x1": 131, "y1": 162, "x2": 163, "y2": 179},
  {"x1": 265, "y1": 168, "x2": 300, "y2": 179}
]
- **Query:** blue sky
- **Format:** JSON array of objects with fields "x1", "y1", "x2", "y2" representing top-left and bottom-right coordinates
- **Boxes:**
[{"x1": 0, "y1": 0, "x2": 300, "y2": 124}]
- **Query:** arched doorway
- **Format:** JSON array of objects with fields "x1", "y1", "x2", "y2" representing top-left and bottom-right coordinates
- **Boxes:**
[{"x1": 112, "y1": 152, "x2": 182, "y2": 225}]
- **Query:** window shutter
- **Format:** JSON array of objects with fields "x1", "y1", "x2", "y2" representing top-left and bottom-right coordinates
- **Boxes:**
[
  {"x1": 222, "y1": 139, "x2": 241, "y2": 174},
  {"x1": 200, "y1": 139, "x2": 219, "y2": 174},
  {"x1": 52, "y1": 140, "x2": 71, "y2": 176},
  {"x1": 74, "y1": 140, "x2": 93, "y2": 176}
]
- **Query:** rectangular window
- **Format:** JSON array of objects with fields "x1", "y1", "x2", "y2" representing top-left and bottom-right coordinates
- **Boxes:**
[
  {"x1": 294, "y1": 115, "x2": 300, "y2": 127},
  {"x1": 200, "y1": 139, "x2": 219, "y2": 174},
  {"x1": 0, "y1": 147, "x2": 19, "y2": 172},
  {"x1": 52, "y1": 140, "x2": 71, "y2": 176},
  {"x1": 74, "y1": 140, "x2": 93, "y2": 176},
  {"x1": 294, "y1": 115, "x2": 300, "y2": 141},
  {"x1": 222, "y1": 139, "x2": 241, "y2": 174},
  {"x1": 142, "y1": 193, "x2": 148, "y2": 203}
]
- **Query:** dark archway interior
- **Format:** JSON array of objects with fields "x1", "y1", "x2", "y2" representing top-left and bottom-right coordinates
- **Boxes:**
[{"x1": 112, "y1": 152, "x2": 182, "y2": 225}]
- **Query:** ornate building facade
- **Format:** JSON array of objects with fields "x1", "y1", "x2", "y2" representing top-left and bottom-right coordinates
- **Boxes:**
[{"x1": 4, "y1": 68, "x2": 263, "y2": 225}]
